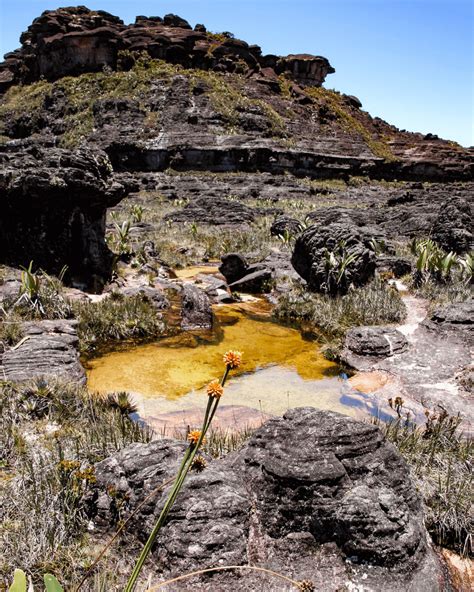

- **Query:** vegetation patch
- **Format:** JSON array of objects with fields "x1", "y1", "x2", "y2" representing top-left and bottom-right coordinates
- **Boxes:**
[
  {"x1": 0, "y1": 380, "x2": 151, "y2": 588},
  {"x1": 274, "y1": 278, "x2": 406, "y2": 355},
  {"x1": 377, "y1": 411, "x2": 473, "y2": 555},
  {"x1": 306, "y1": 87, "x2": 398, "y2": 161},
  {"x1": 73, "y1": 292, "x2": 166, "y2": 355}
]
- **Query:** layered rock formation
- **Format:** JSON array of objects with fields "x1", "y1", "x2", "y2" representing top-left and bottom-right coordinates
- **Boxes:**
[
  {"x1": 88, "y1": 408, "x2": 451, "y2": 591},
  {"x1": 1, "y1": 319, "x2": 85, "y2": 383},
  {"x1": 0, "y1": 7, "x2": 472, "y2": 187},
  {"x1": 0, "y1": 6, "x2": 333, "y2": 91},
  {"x1": 0, "y1": 143, "x2": 131, "y2": 290}
]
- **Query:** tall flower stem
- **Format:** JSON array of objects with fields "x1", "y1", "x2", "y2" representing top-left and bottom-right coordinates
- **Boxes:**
[{"x1": 124, "y1": 358, "x2": 237, "y2": 592}]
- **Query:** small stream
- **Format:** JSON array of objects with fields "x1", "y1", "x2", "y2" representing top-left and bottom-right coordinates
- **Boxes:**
[{"x1": 86, "y1": 295, "x2": 397, "y2": 431}]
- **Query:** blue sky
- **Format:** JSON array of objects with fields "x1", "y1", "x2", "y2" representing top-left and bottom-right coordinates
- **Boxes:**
[{"x1": 1, "y1": 0, "x2": 472, "y2": 146}]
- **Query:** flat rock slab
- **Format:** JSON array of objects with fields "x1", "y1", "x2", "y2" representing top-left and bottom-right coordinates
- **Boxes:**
[
  {"x1": 346, "y1": 299, "x2": 474, "y2": 433},
  {"x1": 342, "y1": 326, "x2": 408, "y2": 370},
  {"x1": 1, "y1": 319, "x2": 85, "y2": 383},
  {"x1": 89, "y1": 408, "x2": 450, "y2": 591}
]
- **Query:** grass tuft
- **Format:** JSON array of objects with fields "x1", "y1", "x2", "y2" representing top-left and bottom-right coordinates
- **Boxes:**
[
  {"x1": 73, "y1": 292, "x2": 166, "y2": 355},
  {"x1": 0, "y1": 380, "x2": 152, "y2": 588},
  {"x1": 375, "y1": 411, "x2": 473, "y2": 555},
  {"x1": 274, "y1": 278, "x2": 406, "y2": 347}
]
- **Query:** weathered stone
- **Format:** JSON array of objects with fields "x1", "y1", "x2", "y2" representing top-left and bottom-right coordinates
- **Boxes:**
[
  {"x1": 1, "y1": 10, "x2": 472, "y2": 182},
  {"x1": 0, "y1": 7, "x2": 333, "y2": 93},
  {"x1": 218, "y1": 253, "x2": 248, "y2": 284},
  {"x1": 0, "y1": 143, "x2": 131, "y2": 291},
  {"x1": 270, "y1": 215, "x2": 303, "y2": 237},
  {"x1": 429, "y1": 300, "x2": 474, "y2": 331},
  {"x1": 228, "y1": 268, "x2": 273, "y2": 293},
  {"x1": 431, "y1": 197, "x2": 473, "y2": 253},
  {"x1": 89, "y1": 409, "x2": 450, "y2": 591},
  {"x1": 376, "y1": 255, "x2": 412, "y2": 277},
  {"x1": 342, "y1": 326, "x2": 409, "y2": 369},
  {"x1": 165, "y1": 196, "x2": 257, "y2": 225},
  {"x1": 291, "y1": 222, "x2": 376, "y2": 293},
  {"x1": 1, "y1": 320, "x2": 85, "y2": 383},
  {"x1": 181, "y1": 284, "x2": 213, "y2": 330}
]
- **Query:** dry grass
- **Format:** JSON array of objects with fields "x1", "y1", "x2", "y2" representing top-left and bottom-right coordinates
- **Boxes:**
[
  {"x1": 274, "y1": 278, "x2": 406, "y2": 353},
  {"x1": 0, "y1": 380, "x2": 152, "y2": 589},
  {"x1": 375, "y1": 411, "x2": 473, "y2": 555},
  {"x1": 73, "y1": 292, "x2": 167, "y2": 355}
]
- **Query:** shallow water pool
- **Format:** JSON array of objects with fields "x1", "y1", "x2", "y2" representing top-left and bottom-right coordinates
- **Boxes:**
[{"x1": 86, "y1": 302, "x2": 391, "y2": 428}]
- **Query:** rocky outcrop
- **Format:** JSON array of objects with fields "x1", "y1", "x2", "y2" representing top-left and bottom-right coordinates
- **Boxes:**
[
  {"x1": 89, "y1": 409, "x2": 450, "y2": 591},
  {"x1": 376, "y1": 255, "x2": 412, "y2": 277},
  {"x1": 0, "y1": 319, "x2": 85, "y2": 383},
  {"x1": 0, "y1": 143, "x2": 131, "y2": 291},
  {"x1": 0, "y1": 6, "x2": 334, "y2": 92},
  {"x1": 219, "y1": 253, "x2": 273, "y2": 293},
  {"x1": 165, "y1": 196, "x2": 257, "y2": 225},
  {"x1": 342, "y1": 326, "x2": 409, "y2": 369},
  {"x1": 427, "y1": 300, "x2": 474, "y2": 333},
  {"x1": 431, "y1": 197, "x2": 473, "y2": 253},
  {"x1": 1, "y1": 10, "x2": 472, "y2": 183},
  {"x1": 181, "y1": 284, "x2": 213, "y2": 330},
  {"x1": 291, "y1": 222, "x2": 376, "y2": 293},
  {"x1": 270, "y1": 215, "x2": 303, "y2": 237}
]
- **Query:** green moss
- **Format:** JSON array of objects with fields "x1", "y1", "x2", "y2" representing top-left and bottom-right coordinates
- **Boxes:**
[
  {"x1": 306, "y1": 87, "x2": 398, "y2": 162},
  {"x1": 190, "y1": 70, "x2": 286, "y2": 136},
  {"x1": 1, "y1": 55, "x2": 286, "y2": 145},
  {"x1": 0, "y1": 79, "x2": 52, "y2": 136}
]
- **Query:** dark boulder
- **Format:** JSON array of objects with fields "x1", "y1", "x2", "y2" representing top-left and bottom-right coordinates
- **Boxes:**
[
  {"x1": 219, "y1": 253, "x2": 272, "y2": 293},
  {"x1": 89, "y1": 408, "x2": 449, "y2": 591},
  {"x1": 376, "y1": 255, "x2": 412, "y2": 277},
  {"x1": 181, "y1": 284, "x2": 213, "y2": 330},
  {"x1": 219, "y1": 253, "x2": 249, "y2": 284},
  {"x1": 431, "y1": 197, "x2": 473, "y2": 254},
  {"x1": 270, "y1": 215, "x2": 303, "y2": 237},
  {"x1": 291, "y1": 223, "x2": 376, "y2": 293},
  {"x1": 0, "y1": 143, "x2": 130, "y2": 292},
  {"x1": 228, "y1": 268, "x2": 273, "y2": 293},
  {"x1": 341, "y1": 326, "x2": 409, "y2": 369}
]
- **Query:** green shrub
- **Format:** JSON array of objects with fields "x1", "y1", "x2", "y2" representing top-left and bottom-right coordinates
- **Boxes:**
[
  {"x1": 3, "y1": 264, "x2": 72, "y2": 321},
  {"x1": 274, "y1": 278, "x2": 406, "y2": 341},
  {"x1": 376, "y1": 410, "x2": 473, "y2": 555},
  {"x1": 73, "y1": 292, "x2": 166, "y2": 354}
]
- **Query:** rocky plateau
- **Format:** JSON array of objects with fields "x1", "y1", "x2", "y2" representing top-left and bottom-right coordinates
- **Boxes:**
[{"x1": 0, "y1": 6, "x2": 473, "y2": 592}]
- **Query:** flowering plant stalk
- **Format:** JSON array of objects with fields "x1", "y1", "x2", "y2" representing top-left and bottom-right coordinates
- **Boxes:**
[{"x1": 124, "y1": 351, "x2": 242, "y2": 592}]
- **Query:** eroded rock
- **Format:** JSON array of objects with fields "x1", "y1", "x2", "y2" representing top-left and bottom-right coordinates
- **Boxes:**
[
  {"x1": 291, "y1": 222, "x2": 376, "y2": 293},
  {"x1": 89, "y1": 408, "x2": 450, "y2": 591},
  {"x1": 342, "y1": 326, "x2": 409, "y2": 370},
  {"x1": 0, "y1": 143, "x2": 131, "y2": 291},
  {"x1": 181, "y1": 284, "x2": 213, "y2": 330},
  {"x1": 1, "y1": 319, "x2": 85, "y2": 383}
]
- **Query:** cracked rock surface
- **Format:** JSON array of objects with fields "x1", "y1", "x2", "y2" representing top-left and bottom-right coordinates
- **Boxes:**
[{"x1": 88, "y1": 408, "x2": 451, "y2": 591}]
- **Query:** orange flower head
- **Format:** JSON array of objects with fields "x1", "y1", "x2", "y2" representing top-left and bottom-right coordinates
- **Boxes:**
[
  {"x1": 187, "y1": 430, "x2": 205, "y2": 447},
  {"x1": 207, "y1": 379, "x2": 224, "y2": 399},
  {"x1": 223, "y1": 350, "x2": 242, "y2": 369}
]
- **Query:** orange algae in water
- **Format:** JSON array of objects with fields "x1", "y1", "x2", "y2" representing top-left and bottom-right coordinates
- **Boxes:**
[{"x1": 86, "y1": 305, "x2": 338, "y2": 403}]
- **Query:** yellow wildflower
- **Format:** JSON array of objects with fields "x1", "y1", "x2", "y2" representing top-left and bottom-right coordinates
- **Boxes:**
[
  {"x1": 207, "y1": 379, "x2": 224, "y2": 399},
  {"x1": 223, "y1": 350, "x2": 242, "y2": 369},
  {"x1": 187, "y1": 430, "x2": 205, "y2": 447}
]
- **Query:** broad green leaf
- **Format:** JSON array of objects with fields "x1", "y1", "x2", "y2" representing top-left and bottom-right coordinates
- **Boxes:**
[
  {"x1": 43, "y1": 574, "x2": 64, "y2": 592},
  {"x1": 9, "y1": 569, "x2": 27, "y2": 592}
]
